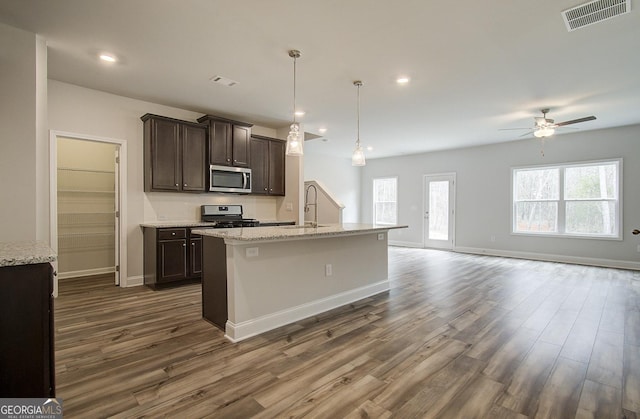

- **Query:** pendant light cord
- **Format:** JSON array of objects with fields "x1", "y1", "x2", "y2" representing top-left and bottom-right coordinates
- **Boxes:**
[
  {"x1": 292, "y1": 54, "x2": 297, "y2": 125},
  {"x1": 357, "y1": 84, "x2": 360, "y2": 146},
  {"x1": 355, "y1": 81, "x2": 362, "y2": 147}
]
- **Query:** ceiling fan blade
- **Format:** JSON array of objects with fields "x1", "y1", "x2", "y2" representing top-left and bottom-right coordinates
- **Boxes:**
[
  {"x1": 499, "y1": 127, "x2": 531, "y2": 131},
  {"x1": 519, "y1": 131, "x2": 534, "y2": 137},
  {"x1": 555, "y1": 116, "x2": 596, "y2": 127}
]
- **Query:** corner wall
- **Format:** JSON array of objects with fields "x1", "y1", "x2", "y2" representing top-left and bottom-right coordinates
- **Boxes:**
[{"x1": 0, "y1": 23, "x2": 43, "y2": 241}]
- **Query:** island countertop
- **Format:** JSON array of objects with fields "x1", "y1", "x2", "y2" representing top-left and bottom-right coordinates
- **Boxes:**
[
  {"x1": 192, "y1": 223, "x2": 407, "y2": 244},
  {"x1": 0, "y1": 241, "x2": 57, "y2": 267}
]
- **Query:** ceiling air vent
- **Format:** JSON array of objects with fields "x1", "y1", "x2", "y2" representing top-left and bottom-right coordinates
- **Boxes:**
[
  {"x1": 209, "y1": 75, "x2": 238, "y2": 87},
  {"x1": 562, "y1": 0, "x2": 631, "y2": 31}
]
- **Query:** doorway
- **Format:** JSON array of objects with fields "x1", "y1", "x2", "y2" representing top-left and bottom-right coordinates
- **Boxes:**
[
  {"x1": 50, "y1": 131, "x2": 127, "y2": 296},
  {"x1": 423, "y1": 173, "x2": 456, "y2": 250}
]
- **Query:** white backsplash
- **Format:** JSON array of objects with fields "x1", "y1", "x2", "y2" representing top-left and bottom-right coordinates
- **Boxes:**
[{"x1": 143, "y1": 193, "x2": 278, "y2": 222}]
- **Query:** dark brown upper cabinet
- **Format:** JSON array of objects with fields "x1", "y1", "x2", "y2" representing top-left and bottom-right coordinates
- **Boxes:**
[
  {"x1": 250, "y1": 135, "x2": 286, "y2": 196},
  {"x1": 142, "y1": 114, "x2": 207, "y2": 193},
  {"x1": 197, "y1": 115, "x2": 253, "y2": 168}
]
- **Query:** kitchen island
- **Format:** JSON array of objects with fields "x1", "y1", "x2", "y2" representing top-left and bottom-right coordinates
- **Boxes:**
[{"x1": 192, "y1": 223, "x2": 406, "y2": 342}]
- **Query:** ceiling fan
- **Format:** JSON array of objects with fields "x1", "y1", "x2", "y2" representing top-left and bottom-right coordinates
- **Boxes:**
[{"x1": 502, "y1": 109, "x2": 597, "y2": 138}]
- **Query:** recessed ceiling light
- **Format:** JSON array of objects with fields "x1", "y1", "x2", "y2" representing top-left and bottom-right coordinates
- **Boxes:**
[
  {"x1": 99, "y1": 53, "x2": 117, "y2": 63},
  {"x1": 318, "y1": 128, "x2": 327, "y2": 134},
  {"x1": 295, "y1": 110, "x2": 305, "y2": 117},
  {"x1": 367, "y1": 146, "x2": 374, "y2": 151},
  {"x1": 396, "y1": 77, "x2": 410, "y2": 84}
]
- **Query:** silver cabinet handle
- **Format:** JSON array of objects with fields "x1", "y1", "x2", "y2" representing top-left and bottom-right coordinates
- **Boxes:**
[
  {"x1": 184, "y1": 183, "x2": 187, "y2": 187},
  {"x1": 227, "y1": 158, "x2": 231, "y2": 162},
  {"x1": 182, "y1": 243, "x2": 186, "y2": 247},
  {"x1": 175, "y1": 183, "x2": 179, "y2": 187}
]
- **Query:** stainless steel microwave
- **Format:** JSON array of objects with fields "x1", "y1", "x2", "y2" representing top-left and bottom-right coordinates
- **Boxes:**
[{"x1": 209, "y1": 165, "x2": 252, "y2": 193}]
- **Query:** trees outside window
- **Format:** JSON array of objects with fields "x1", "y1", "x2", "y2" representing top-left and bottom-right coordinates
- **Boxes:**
[
  {"x1": 513, "y1": 160, "x2": 620, "y2": 238},
  {"x1": 373, "y1": 177, "x2": 397, "y2": 225}
]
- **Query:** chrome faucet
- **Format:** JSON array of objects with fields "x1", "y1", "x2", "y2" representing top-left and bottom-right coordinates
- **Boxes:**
[{"x1": 304, "y1": 184, "x2": 318, "y2": 227}]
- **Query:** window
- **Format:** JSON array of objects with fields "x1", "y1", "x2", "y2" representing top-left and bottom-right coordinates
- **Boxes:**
[
  {"x1": 512, "y1": 160, "x2": 621, "y2": 238},
  {"x1": 373, "y1": 177, "x2": 397, "y2": 225}
]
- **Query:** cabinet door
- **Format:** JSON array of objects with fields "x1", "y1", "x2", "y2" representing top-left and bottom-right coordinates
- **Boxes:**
[
  {"x1": 0, "y1": 263, "x2": 54, "y2": 397},
  {"x1": 250, "y1": 137, "x2": 269, "y2": 194},
  {"x1": 158, "y1": 239, "x2": 187, "y2": 282},
  {"x1": 209, "y1": 120, "x2": 233, "y2": 166},
  {"x1": 268, "y1": 140, "x2": 286, "y2": 196},
  {"x1": 151, "y1": 118, "x2": 181, "y2": 191},
  {"x1": 232, "y1": 125, "x2": 251, "y2": 167},
  {"x1": 189, "y1": 236, "x2": 202, "y2": 277},
  {"x1": 181, "y1": 124, "x2": 206, "y2": 192}
]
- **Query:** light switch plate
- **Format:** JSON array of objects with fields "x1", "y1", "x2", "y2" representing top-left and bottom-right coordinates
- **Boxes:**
[
  {"x1": 246, "y1": 247, "x2": 259, "y2": 257},
  {"x1": 377, "y1": 233, "x2": 385, "y2": 240}
]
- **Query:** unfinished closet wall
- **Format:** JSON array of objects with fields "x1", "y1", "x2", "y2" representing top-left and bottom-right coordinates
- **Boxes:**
[{"x1": 57, "y1": 137, "x2": 117, "y2": 278}]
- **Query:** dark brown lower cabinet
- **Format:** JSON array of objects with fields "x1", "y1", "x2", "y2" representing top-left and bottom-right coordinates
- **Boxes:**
[
  {"x1": 0, "y1": 263, "x2": 55, "y2": 397},
  {"x1": 144, "y1": 227, "x2": 202, "y2": 288}
]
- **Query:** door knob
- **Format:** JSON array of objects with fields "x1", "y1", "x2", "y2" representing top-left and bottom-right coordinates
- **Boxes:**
[{"x1": 633, "y1": 229, "x2": 640, "y2": 235}]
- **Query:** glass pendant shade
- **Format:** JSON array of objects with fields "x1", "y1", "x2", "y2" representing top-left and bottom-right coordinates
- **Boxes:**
[
  {"x1": 352, "y1": 80, "x2": 366, "y2": 166},
  {"x1": 286, "y1": 123, "x2": 303, "y2": 156},
  {"x1": 286, "y1": 50, "x2": 303, "y2": 156},
  {"x1": 352, "y1": 144, "x2": 366, "y2": 166}
]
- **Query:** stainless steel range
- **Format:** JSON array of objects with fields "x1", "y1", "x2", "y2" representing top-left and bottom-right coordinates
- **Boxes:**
[{"x1": 200, "y1": 205, "x2": 259, "y2": 228}]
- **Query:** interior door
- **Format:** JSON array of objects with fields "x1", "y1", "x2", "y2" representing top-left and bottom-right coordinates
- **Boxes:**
[
  {"x1": 424, "y1": 174, "x2": 456, "y2": 249},
  {"x1": 114, "y1": 147, "x2": 120, "y2": 286}
]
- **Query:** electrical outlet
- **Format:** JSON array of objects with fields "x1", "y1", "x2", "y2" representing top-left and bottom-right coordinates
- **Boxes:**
[
  {"x1": 637, "y1": 244, "x2": 640, "y2": 253},
  {"x1": 490, "y1": 235, "x2": 496, "y2": 242},
  {"x1": 325, "y1": 264, "x2": 332, "y2": 276},
  {"x1": 246, "y1": 247, "x2": 259, "y2": 257},
  {"x1": 286, "y1": 202, "x2": 293, "y2": 211}
]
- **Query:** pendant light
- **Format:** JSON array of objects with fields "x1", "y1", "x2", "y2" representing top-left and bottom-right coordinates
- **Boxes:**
[
  {"x1": 352, "y1": 80, "x2": 366, "y2": 166},
  {"x1": 286, "y1": 49, "x2": 303, "y2": 156}
]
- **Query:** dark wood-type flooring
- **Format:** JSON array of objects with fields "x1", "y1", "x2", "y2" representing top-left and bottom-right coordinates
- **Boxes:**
[{"x1": 54, "y1": 247, "x2": 640, "y2": 418}]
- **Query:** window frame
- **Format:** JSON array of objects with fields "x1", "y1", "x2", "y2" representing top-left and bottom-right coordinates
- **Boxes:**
[
  {"x1": 373, "y1": 176, "x2": 398, "y2": 225},
  {"x1": 511, "y1": 158, "x2": 622, "y2": 240}
]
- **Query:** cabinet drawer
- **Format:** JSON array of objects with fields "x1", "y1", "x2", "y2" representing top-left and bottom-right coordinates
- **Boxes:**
[{"x1": 158, "y1": 228, "x2": 187, "y2": 240}]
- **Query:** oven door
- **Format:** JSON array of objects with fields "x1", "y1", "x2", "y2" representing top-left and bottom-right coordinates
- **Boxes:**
[{"x1": 209, "y1": 165, "x2": 251, "y2": 193}]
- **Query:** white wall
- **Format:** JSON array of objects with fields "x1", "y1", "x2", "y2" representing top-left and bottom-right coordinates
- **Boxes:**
[
  {"x1": 48, "y1": 80, "x2": 284, "y2": 283},
  {"x1": 0, "y1": 23, "x2": 47, "y2": 242},
  {"x1": 303, "y1": 150, "x2": 361, "y2": 222},
  {"x1": 362, "y1": 124, "x2": 640, "y2": 268}
]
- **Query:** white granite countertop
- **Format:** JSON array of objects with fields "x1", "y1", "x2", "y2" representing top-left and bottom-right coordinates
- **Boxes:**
[
  {"x1": 140, "y1": 221, "x2": 214, "y2": 228},
  {"x1": 141, "y1": 219, "x2": 297, "y2": 228},
  {"x1": 192, "y1": 223, "x2": 407, "y2": 243},
  {"x1": 0, "y1": 241, "x2": 57, "y2": 267}
]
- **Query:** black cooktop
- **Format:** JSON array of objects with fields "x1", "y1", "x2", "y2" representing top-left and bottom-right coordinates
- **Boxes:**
[{"x1": 201, "y1": 205, "x2": 259, "y2": 228}]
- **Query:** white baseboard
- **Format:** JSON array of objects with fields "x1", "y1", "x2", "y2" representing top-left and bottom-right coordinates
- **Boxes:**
[
  {"x1": 123, "y1": 275, "x2": 144, "y2": 287},
  {"x1": 224, "y1": 279, "x2": 390, "y2": 342},
  {"x1": 58, "y1": 267, "x2": 115, "y2": 280},
  {"x1": 454, "y1": 246, "x2": 640, "y2": 271},
  {"x1": 389, "y1": 240, "x2": 423, "y2": 248}
]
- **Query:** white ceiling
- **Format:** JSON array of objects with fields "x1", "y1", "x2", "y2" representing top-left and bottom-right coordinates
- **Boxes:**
[{"x1": 1, "y1": 0, "x2": 639, "y2": 159}]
